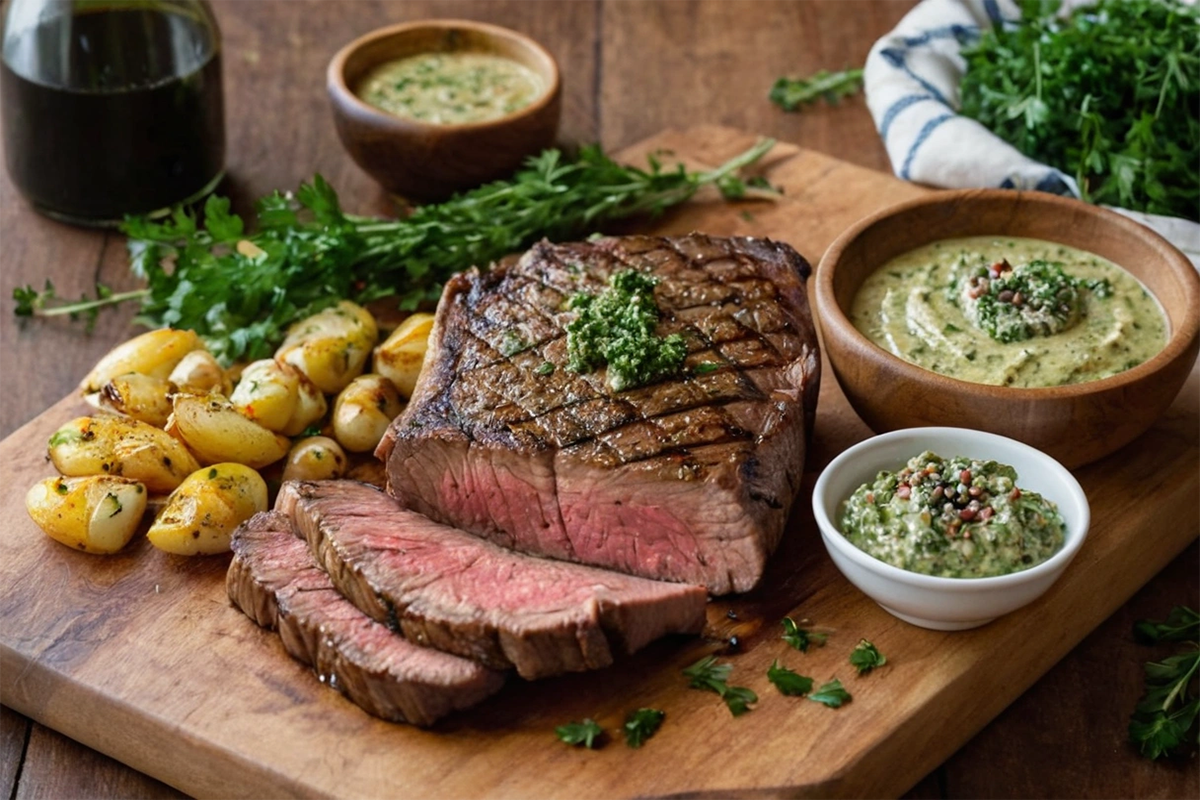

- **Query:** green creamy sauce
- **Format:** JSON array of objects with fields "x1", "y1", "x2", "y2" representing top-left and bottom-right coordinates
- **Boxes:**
[
  {"x1": 840, "y1": 451, "x2": 1066, "y2": 578},
  {"x1": 850, "y1": 236, "x2": 1168, "y2": 387},
  {"x1": 356, "y1": 51, "x2": 545, "y2": 124},
  {"x1": 566, "y1": 270, "x2": 686, "y2": 392}
]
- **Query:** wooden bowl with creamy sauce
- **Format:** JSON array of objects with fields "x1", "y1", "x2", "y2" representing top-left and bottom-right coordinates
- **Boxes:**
[
  {"x1": 815, "y1": 189, "x2": 1200, "y2": 468},
  {"x1": 328, "y1": 20, "x2": 561, "y2": 202}
]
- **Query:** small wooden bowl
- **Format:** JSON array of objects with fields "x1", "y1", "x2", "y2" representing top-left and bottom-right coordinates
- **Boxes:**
[
  {"x1": 815, "y1": 189, "x2": 1200, "y2": 468},
  {"x1": 328, "y1": 20, "x2": 562, "y2": 202}
]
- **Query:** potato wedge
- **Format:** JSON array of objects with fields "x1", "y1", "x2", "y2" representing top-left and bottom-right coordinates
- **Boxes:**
[
  {"x1": 169, "y1": 349, "x2": 232, "y2": 395},
  {"x1": 373, "y1": 312, "x2": 435, "y2": 399},
  {"x1": 281, "y1": 436, "x2": 348, "y2": 482},
  {"x1": 332, "y1": 374, "x2": 405, "y2": 453},
  {"x1": 49, "y1": 416, "x2": 200, "y2": 493},
  {"x1": 98, "y1": 372, "x2": 174, "y2": 428},
  {"x1": 26, "y1": 475, "x2": 148, "y2": 554},
  {"x1": 147, "y1": 463, "x2": 267, "y2": 555},
  {"x1": 168, "y1": 393, "x2": 290, "y2": 469},
  {"x1": 280, "y1": 370, "x2": 328, "y2": 437},
  {"x1": 230, "y1": 359, "x2": 299, "y2": 432},
  {"x1": 276, "y1": 301, "x2": 378, "y2": 394},
  {"x1": 80, "y1": 328, "x2": 201, "y2": 393}
]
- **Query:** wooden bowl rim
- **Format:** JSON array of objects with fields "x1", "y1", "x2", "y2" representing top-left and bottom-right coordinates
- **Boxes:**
[
  {"x1": 326, "y1": 18, "x2": 562, "y2": 133},
  {"x1": 815, "y1": 188, "x2": 1200, "y2": 400}
]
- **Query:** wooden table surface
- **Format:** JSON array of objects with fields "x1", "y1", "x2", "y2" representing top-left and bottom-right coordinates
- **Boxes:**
[{"x1": 0, "y1": 2, "x2": 1195, "y2": 798}]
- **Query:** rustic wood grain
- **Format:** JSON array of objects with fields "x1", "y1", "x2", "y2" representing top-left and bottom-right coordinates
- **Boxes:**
[{"x1": 1, "y1": 127, "x2": 1196, "y2": 800}]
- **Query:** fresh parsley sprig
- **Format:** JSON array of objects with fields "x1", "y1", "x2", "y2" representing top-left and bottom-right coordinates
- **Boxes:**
[
  {"x1": 781, "y1": 616, "x2": 828, "y2": 653},
  {"x1": 849, "y1": 639, "x2": 888, "y2": 675},
  {"x1": 683, "y1": 655, "x2": 758, "y2": 716},
  {"x1": 556, "y1": 718, "x2": 605, "y2": 749},
  {"x1": 769, "y1": 68, "x2": 864, "y2": 112},
  {"x1": 809, "y1": 679, "x2": 852, "y2": 708},
  {"x1": 767, "y1": 660, "x2": 814, "y2": 697},
  {"x1": 1129, "y1": 606, "x2": 1199, "y2": 760},
  {"x1": 12, "y1": 140, "x2": 776, "y2": 365},
  {"x1": 623, "y1": 708, "x2": 665, "y2": 748}
]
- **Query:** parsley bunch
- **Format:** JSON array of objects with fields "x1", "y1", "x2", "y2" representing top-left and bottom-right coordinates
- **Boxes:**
[
  {"x1": 13, "y1": 140, "x2": 775, "y2": 365},
  {"x1": 1129, "y1": 606, "x2": 1199, "y2": 760},
  {"x1": 769, "y1": 68, "x2": 864, "y2": 112},
  {"x1": 959, "y1": 0, "x2": 1199, "y2": 220}
]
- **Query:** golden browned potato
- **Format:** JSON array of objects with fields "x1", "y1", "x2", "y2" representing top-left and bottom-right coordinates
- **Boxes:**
[
  {"x1": 167, "y1": 394, "x2": 291, "y2": 469},
  {"x1": 25, "y1": 475, "x2": 148, "y2": 554},
  {"x1": 280, "y1": 371, "x2": 328, "y2": 437},
  {"x1": 146, "y1": 463, "x2": 267, "y2": 555},
  {"x1": 275, "y1": 301, "x2": 378, "y2": 394},
  {"x1": 281, "y1": 436, "x2": 348, "y2": 482},
  {"x1": 169, "y1": 349, "x2": 232, "y2": 395},
  {"x1": 229, "y1": 359, "x2": 299, "y2": 432},
  {"x1": 80, "y1": 328, "x2": 201, "y2": 393},
  {"x1": 331, "y1": 374, "x2": 405, "y2": 453},
  {"x1": 48, "y1": 416, "x2": 200, "y2": 493},
  {"x1": 96, "y1": 372, "x2": 174, "y2": 428},
  {"x1": 372, "y1": 312, "x2": 435, "y2": 398}
]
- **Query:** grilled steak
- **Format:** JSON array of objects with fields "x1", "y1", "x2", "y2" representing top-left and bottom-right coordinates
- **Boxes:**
[
  {"x1": 276, "y1": 480, "x2": 708, "y2": 680},
  {"x1": 378, "y1": 233, "x2": 820, "y2": 594},
  {"x1": 227, "y1": 511, "x2": 505, "y2": 726}
]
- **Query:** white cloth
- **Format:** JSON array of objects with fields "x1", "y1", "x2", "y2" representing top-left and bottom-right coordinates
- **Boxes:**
[{"x1": 864, "y1": 0, "x2": 1200, "y2": 266}]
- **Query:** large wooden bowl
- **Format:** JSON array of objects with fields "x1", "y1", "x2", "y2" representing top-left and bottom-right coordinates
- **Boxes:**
[
  {"x1": 328, "y1": 20, "x2": 561, "y2": 202},
  {"x1": 815, "y1": 189, "x2": 1200, "y2": 468}
]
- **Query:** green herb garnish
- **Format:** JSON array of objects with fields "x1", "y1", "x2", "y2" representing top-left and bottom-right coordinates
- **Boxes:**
[
  {"x1": 12, "y1": 141, "x2": 775, "y2": 364},
  {"x1": 767, "y1": 660, "x2": 814, "y2": 696},
  {"x1": 960, "y1": 0, "x2": 1199, "y2": 220},
  {"x1": 769, "y1": 68, "x2": 864, "y2": 111},
  {"x1": 849, "y1": 639, "x2": 888, "y2": 675},
  {"x1": 623, "y1": 708, "x2": 665, "y2": 748},
  {"x1": 566, "y1": 270, "x2": 687, "y2": 392},
  {"x1": 781, "y1": 616, "x2": 827, "y2": 653},
  {"x1": 683, "y1": 655, "x2": 758, "y2": 717},
  {"x1": 808, "y1": 678, "x2": 852, "y2": 708},
  {"x1": 963, "y1": 258, "x2": 1111, "y2": 343},
  {"x1": 555, "y1": 718, "x2": 604, "y2": 749},
  {"x1": 1129, "y1": 606, "x2": 1199, "y2": 760}
]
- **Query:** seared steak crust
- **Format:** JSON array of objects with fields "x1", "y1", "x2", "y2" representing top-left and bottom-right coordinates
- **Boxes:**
[
  {"x1": 276, "y1": 480, "x2": 708, "y2": 680},
  {"x1": 379, "y1": 233, "x2": 820, "y2": 594},
  {"x1": 227, "y1": 511, "x2": 505, "y2": 727}
]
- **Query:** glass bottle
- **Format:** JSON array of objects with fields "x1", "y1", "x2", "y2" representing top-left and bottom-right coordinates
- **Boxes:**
[{"x1": 1, "y1": 0, "x2": 225, "y2": 226}]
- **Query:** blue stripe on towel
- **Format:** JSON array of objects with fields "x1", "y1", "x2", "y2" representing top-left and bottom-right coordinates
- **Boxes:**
[
  {"x1": 1035, "y1": 172, "x2": 1073, "y2": 195},
  {"x1": 900, "y1": 24, "x2": 980, "y2": 48},
  {"x1": 983, "y1": 0, "x2": 1003, "y2": 24},
  {"x1": 901, "y1": 113, "x2": 956, "y2": 180},
  {"x1": 879, "y1": 94, "x2": 937, "y2": 141}
]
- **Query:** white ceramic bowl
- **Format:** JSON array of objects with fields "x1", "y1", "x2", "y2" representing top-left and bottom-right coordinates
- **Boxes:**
[{"x1": 812, "y1": 427, "x2": 1090, "y2": 630}]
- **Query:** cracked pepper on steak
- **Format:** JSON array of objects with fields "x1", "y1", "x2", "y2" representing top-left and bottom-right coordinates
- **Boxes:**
[{"x1": 378, "y1": 233, "x2": 820, "y2": 595}]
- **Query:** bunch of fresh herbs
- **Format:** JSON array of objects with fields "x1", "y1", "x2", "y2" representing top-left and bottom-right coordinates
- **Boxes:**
[
  {"x1": 1129, "y1": 606, "x2": 1199, "y2": 760},
  {"x1": 769, "y1": 68, "x2": 864, "y2": 112},
  {"x1": 13, "y1": 140, "x2": 775, "y2": 365},
  {"x1": 959, "y1": 0, "x2": 1199, "y2": 220}
]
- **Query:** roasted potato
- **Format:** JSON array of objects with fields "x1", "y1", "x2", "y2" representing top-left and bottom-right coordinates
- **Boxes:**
[
  {"x1": 49, "y1": 416, "x2": 200, "y2": 493},
  {"x1": 373, "y1": 312, "x2": 435, "y2": 399},
  {"x1": 276, "y1": 301, "x2": 378, "y2": 394},
  {"x1": 280, "y1": 371, "x2": 328, "y2": 437},
  {"x1": 26, "y1": 475, "x2": 148, "y2": 554},
  {"x1": 147, "y1": 463, "x2": 268, "y2": 555},
  {"x1": 331, "y1": 374, "x2": 405, "y2": 453},
  {"x1": 169, "y1": 349, "x2": 232, "y2": 395},
  {"x1": 168, "y1": 393, "x2": 291, "y2": 469},
  {"x1": 281, "y1": 436, "x2": 348, "y2": 482},
  {"x1": 80, "y1": 328, "x2": 201, "y2": 393},
  {"x1": 230, "y1": 359, "x2": 299, "y2": 432},
  {"x1": 96, "y1": 372, "x2": 174, "y2": 428}
]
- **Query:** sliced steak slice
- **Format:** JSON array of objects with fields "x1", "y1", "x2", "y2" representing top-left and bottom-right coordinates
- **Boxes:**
[
  {"x1": 276, "y1": 480, "x2": 708, "y2": 680},
  {"x1": 377, "y1": 233, "x2": 820, "y2": 594},
  {"x1": 227, "y1": 511, "x2": 505, "y2": 727}
]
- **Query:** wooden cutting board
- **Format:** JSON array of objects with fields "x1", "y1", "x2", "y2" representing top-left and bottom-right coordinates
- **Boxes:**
[{"x1": 1, "y1": 125, "x2": 1196, "y2": 799}]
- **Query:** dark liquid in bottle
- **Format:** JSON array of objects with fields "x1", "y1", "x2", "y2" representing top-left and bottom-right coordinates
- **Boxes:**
[{"x1": 1, "y1": 7, "x2": 224, "y2": 223}]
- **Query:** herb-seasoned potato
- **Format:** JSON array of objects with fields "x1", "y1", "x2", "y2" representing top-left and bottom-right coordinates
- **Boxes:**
[
  {"x1": 49, "y1": 416, "x2": 200, "y2": 493},
  {"x1": 169, "y1": 349, "x2": 231, "y2": 396},
  {"x1": 281, "y1": 436, "x2": 348, "y2": 482},
  {"x1": 97, "y1": 372, "x2": 174, "y2": 428},
  {"x1": 230, "y1": 359, "x2": 299, "y2": 432},
  {"x1": 25, "y1": 475, "x2": 148, "y2": 554},
  {"x1": 147, "y1": 463, "x2": 267, "y2": 555},
  {"x1": 280, "y1": 371, "x2": 328, "y2": 437},
  {"x1": 275, "y1": 301, "x2": 378, "y2": 394},
  {"x1": 332, "y1": 374, "x2": 405, "y2": 453},
  {"x1": 168, "y1": 393, "x2": 291, "y2": 469},
  {"x1": 373, "y1": 312, "x2": 435, "y2": 398},
  {"x1": 80, "y1": 328, "x2": 201, "y2": 393}
]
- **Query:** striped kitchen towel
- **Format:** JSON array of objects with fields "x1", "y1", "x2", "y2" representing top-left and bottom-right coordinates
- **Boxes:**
[{"x1": 864, "y1": 0, "x2": 1200, "y2": 265}]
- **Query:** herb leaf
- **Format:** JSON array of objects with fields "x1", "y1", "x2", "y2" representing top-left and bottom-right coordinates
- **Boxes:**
[
  {"x1": 781, "y1": 616, "x2": 828, "y2": 653},
  {"x1": 767, "y1": 660, "x2": 814, "y2": 697},
  {"x1": 683, "y1": 654, "x2": 758, "y2": 716},
  {"x1": 623, "y1": 708, "x2": 665, "y2": 748},
  {"x1": 556, "y1": 718, "x2": 604, "y2": 749},
  {"x1": 1129, "y1": 606, "x2": 1200, "y2": 760},
  {"x1": 809, "y1": 679, "x2": 852, "y2": 708},
  {"x1": 849, "y1": 639, "x2": 888, "y2": 675},
  {"x1": 770, "y1": 68, "x2": 864, "y2": 112}
]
